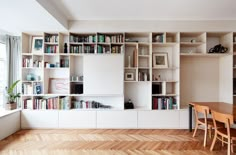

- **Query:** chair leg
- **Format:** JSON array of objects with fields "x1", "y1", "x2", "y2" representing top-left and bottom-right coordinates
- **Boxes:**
[
  {"x1": 231, "y1": 139, "x2": 234, "y2": 153},
  {"x1": 209, "y1": 127, "x2": 212, "y2": 139},
  {"x1": 193, "y1": 123, "x2": 199, "y2": 137},
  {"x1": 228, "y1": 137, "x2": 231, "y2": 155},
  {"x1": 210, "y1": 132, "x2": 217, "y2": 151},
  {"x1": 204, "y1": 125, "x2": 208, "y2": 147},
  {"x1": 222, "y1": 136, "x2": 224, "y2": 147}
]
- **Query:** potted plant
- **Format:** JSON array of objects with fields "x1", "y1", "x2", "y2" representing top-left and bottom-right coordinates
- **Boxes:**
[{"x1": 5, "y1": 80, "x2": 20, "y2": 110}]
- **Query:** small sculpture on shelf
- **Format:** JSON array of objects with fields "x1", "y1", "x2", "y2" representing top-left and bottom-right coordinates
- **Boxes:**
[
  {"x1": 64, "y1": 43, "x2": 68, "y2": 53},
  {"x1": 208, "y1": 44, "x2": 228, "y2": 53},
  {"x1": 125, "y1": 99, "x2": 134, "y2": 109}
]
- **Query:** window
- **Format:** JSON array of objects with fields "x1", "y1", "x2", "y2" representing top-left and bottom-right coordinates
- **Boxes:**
[{"x1": 0, "y1": 42, "x2": 6, "y2": 109}]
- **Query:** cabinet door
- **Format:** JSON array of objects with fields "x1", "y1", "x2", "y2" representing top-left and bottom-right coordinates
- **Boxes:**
[
  {"x1": 83, "y1": 55, "x2": 123, "y2": 95},
  {"x1": 138, "y1": 110, "x2": 179, "y2": 129},
  {"x1": 58, "y1": 111, "x2": 96, "y2": 128},
  {"x1": 97, "y1": 111, "x2": 137, "y2": 128},
  {"x1": 21, "y1": 110, "x2": 58, "y2": 129}
]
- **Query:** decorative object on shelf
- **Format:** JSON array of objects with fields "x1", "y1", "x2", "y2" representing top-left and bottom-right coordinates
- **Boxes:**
[
  {"x1": 152, "y1": 83, "x2": 162, "y2": 94},
  {"x1": 64, "y1": 43, "x2": 68, "y2": 53},
  {"x1": 56, "y1": 62, "x2": 60, "y2": 68},
  {"x1": 208, "y1": 44, "x2": 228, "y2": 53},
  {"x1": 125, "y1": 73, "x2": 134, "y2": 81},
  {"x1": 48, "y1": 78, "x2": 69, "y2": 94},
  {"x1": 141, "y1": 47, "x2": 145, "y2": 55},
  {"x1": 79, "y1": 76, "x2": 83, "y2": 81},
  {"x1": 31, "y1": 36, "x2": 43, "y2": 54},
  {"x1": 26, "y1": 73, "x2": 35, "y2": 81},
  {"x1": 5, "y1": 80, "x2": 21, "y2": 110},
  {"x1": 128, "y1": 56, "x2": 131, "y2": 67},
  {"x1": 153, "y1": 34, "x2": 164, "y2": 43},
  {"x1": 190, "y1": 39, "x2": 196, "y2": 43},
  {"x1": 153, "y1": 53, "x2": 168, "y2": 68},
  {"x1": 125, "y1": 99, "x2": 134, "y2": 109},
  {"x1": 144, "y1": 73, "x2": 148, "y2": 81}
]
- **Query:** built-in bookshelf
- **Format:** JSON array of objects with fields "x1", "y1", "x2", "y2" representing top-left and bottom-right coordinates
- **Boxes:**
[{"x1": 22, "y1": 31, "x2": 234, "y2": 112}]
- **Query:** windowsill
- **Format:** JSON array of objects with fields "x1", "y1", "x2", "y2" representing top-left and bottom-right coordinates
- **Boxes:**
[{"x1": 0, "y1": 108, "x2": 21, "y2": 118}]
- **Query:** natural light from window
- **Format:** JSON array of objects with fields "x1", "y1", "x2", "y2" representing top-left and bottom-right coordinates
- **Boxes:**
[{"x1": 0, "y1": 42, "x2": 6, "y2": 109}]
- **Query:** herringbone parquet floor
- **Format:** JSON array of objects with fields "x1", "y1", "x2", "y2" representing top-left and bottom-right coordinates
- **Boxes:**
[{"x1": 0, "y1": 129, "x2": 231, "y2": 155}]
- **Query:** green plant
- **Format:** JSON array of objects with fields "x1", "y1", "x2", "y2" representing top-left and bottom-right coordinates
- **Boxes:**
[{"x1": 7, "y1": 80, "x2": 20, "y2": 103}]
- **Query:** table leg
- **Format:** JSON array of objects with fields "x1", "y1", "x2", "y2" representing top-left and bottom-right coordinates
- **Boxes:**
[{"x1": 189, "y1": 104, "x2": 193, "y2": 132}]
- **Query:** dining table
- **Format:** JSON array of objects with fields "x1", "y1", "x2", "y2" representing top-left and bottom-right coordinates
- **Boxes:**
[{"x1": 188, "y1": 102, "x2": 236, "y2": 132}]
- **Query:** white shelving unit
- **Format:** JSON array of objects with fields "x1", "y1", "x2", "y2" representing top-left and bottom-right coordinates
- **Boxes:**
[{"x1": 21, "y1": 31, "x2": 234, "y2": 129}]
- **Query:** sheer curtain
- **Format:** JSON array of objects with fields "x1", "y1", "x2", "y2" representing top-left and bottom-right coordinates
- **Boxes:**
[{"x1": 6, "y1": 35, "x2": 21, "y2": 108}]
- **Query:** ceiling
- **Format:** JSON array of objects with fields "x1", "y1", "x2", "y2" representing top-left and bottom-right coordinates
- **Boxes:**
[
  {"x1": 0, "y1": 0, "x2": 236, "y2": 34},
  {"x1": 51, "y1": 0, "x2": 236, "y2": 20}
]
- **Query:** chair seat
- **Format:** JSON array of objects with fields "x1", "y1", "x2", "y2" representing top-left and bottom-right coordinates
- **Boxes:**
[
  {"x1": 218, "y1": 128, "x2": 236, "y2": 138},
  {"x1": 198, "y1": 118, "x2": 224, "y2": 127}
]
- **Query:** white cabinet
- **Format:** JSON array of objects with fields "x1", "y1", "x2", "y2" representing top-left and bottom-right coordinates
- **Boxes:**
[
  {"x1": 21, "y1": 110, "x2": 58, "y2": 129},
  {"x1": 58, "y1": 110, "x2": 96, "y2": 128},
  {"x1": 83, "y1": 55, "x2": 123, "y2": 95},
  {"x1": 97, "y1": 111, "x2": 137, "y2": 128},
  {"x1": 138, "y1": 110, "x2": 179, "y2": 129},
  {"x1": 179, "y1": 109, "x2": 189, "y2": 129},
  {"x1": 0, "y1": 111, "x2": 20, "y2": 140}
]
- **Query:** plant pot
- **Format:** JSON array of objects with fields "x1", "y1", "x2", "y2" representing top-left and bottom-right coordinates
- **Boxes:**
[{"x1": 5, "y1": 102, "x2": 17, "y2": 110}]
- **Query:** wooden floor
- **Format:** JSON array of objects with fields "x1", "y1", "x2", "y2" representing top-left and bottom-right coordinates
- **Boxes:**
[{"x1": 0, "y1": 129, "x2": 230, "y2": 155}]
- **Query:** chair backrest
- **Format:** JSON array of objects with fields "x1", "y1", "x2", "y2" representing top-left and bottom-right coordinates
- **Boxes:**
[
  {"x1": 194, "y1": 105, "x2": 210, "y2": 121},
  {"x1": 211, "y1": 110, "x2": 234, "y2": 136}
]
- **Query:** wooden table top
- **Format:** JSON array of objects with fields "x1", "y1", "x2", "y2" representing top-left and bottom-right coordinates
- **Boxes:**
[{"x1": 190, "y1": 102, "x2": 236, "y2": 120}]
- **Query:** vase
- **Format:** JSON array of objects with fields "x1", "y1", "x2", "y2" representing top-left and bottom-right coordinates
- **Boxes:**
[{"x1": 5, "y1": 102, "x2": 17, "y2": 110}]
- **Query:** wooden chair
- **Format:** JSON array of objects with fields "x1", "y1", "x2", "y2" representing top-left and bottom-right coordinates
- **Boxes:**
[
  {"x1": 210, "y1": 110, "x2": 236, "y2": 155},
  {"x1": 193, "y1": 104, "x2": 216, "y2": 147}
]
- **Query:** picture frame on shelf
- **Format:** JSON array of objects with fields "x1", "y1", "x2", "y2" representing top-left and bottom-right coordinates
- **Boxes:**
[
  {"x1": 153, "y1": 53, "x2": 168, "y2": 68},
  {"x1": 48, "y1": 78, "x2": 69, "y2": 94},
  {"x1": 125, "y1": 73, "x2": 134, "y2": 81},
  {"x1": 31, "y1": 36, "x2": 43, "y2": 54}
]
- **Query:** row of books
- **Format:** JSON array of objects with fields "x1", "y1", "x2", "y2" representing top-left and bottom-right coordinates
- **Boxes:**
[
  {"x1": 45, "y1": 45, "x2": 59, "y2": 53},
  {"x1": 72, "y1": 100, "x2": 111, "y2": 109},
  {"x1": 97, "y1": 45, "x2": 110, "y2": 54},
  {"x1": 22, "y1": 83, "x2": 42, "y2": 95},
  {"x1": 70, "y1": 45, "x2": 82, "y2": 53},
  {"x1": 22, "y1": 58, "x2": 33, "y2": 67},
  {"x1": 84, "y1": 45, "x2": 95, "y2": 53},
  {"x1": 23, "y1": 97, "x2": 59, "y2": 110},
  {"x1": 45, "y1": 35, "x2": 58, "y2": 43},
  {"x1": 33, "y1": 60, "x2": 43, "y2": 68},
  {"x1": 111, "y1": 45, "x2": 123, "y2": 53},
  {"x1": 152, "y1": 97, "x2": 176, "y2": 110},
  {"x1": 70, "y1": 35, "x2": 96, "y2": 43},
  {"x1": 60, "y1": 59, "x2": 69, "y2": 67},
  {"x1": 98, "y1": 34, "x2": 124, "y2": 43}
]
